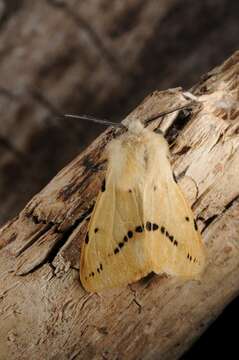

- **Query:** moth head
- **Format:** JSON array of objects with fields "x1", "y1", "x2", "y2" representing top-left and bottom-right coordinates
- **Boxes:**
[{"x1": 124, "y1": 115, "x2": 144, "y2": 135}]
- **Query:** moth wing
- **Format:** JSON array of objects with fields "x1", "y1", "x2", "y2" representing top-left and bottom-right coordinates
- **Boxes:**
[
  {"x1": 145, "y1": 163, "x2": 205, "y2": 277},
  {"x1": 80, "y1": 172, "x2": 152, "y2": 293},
  {"x1": 80, "y1": 127, "x2": 205, "y2": 292}
]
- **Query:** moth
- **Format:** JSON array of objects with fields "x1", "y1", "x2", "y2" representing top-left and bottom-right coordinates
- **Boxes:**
[{"x1": 67, "y1": 106, "x2": 205, "y2": 293}]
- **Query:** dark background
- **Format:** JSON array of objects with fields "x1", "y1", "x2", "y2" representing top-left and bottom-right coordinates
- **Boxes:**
[{"x1": 0, "y1": 0, "x2": 238, "y2": 358}]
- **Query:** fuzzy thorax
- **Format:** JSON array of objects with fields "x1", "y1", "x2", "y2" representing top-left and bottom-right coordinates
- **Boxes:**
[
  {"x1": 126, "y1": 118, "x2": 145, "y2": 135},
  {"x1": 106, "y1": 119, "x2": 171, "y2": 191}
]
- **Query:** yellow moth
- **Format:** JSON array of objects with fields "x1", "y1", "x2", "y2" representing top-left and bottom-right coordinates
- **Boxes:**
[{"x1": 73, "y1": 108, "x2": 205, "y2": 293}]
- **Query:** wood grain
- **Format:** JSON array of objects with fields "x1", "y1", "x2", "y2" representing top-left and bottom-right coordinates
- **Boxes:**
[
  {"x1": 0, "y1": 0, "x2": 239, "y2": 225},
  {"x1": 0, "y1": 51, "x2": 239, "y2": 359}
]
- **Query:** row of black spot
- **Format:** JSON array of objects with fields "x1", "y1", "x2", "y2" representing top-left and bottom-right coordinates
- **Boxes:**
[
  {"x1": 114, "y1": 230, "x2": 133, "y2": 254},
  {"x1": 161, "y1": 226, "x2": 179, "y2": 247},
  {"x1": 112, "y1": 221, "x2": 179, "y2": 256},
  {"x1": 112, "y1": 219, "x2": 200, "y2": 266},
  {"x1": 87, "y1": 262, "x2": 103, "y2": 279},
  {"x1": 85, "y1": 205, "x2": 199, "y2": 278},
  {"x1": 84, "y1": 229, "x2": 103, "y2": 279},
  {"x1": 146, "y1": 222, "x2": 179, "y2": 248},
  {"x1": 185, "y1": 217, "x2": 199, "y2": 263},
  {"x1": 85, "y1": 228, "x2": 99, "y2": 244},
  {"x1": 85, "y1": 217, "x2": 197, "y2": 247},
  {"x1": 187, "y1": 253, "x2": 197, "y2": 263}
]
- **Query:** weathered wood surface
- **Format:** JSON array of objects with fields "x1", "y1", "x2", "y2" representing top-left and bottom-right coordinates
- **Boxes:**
[
  {"x1": 0, "y1": 0, "x2": 239, "y2": 225},
  {"x1": 0, "y1": 51, "x2": 239, "y2": 359}
]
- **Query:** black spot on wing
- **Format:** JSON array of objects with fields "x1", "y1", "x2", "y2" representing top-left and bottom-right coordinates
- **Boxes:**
[
  {"x1": 85, "y1": 219, "x2": 200, "y2": 282},
  {"x1": 101, "y1": 178, "x2": 106, "y2": 192},
  {"x1": 113, "y1": 231, "x2": 132, "y2": 256},
  {"x1": 85, "y1": 232, "x2": 89, "y2": 244},
  {"x1": 94, "y1": 228, "x2": 99, "y2": 233},
  {"x1": 185, "y1": 216, "x2": 190, "y2": 222},
  {"x1": 135, "y1": 225, "x2": 144, "y2": 233},
  {"x1": 194, "y1": 219, "x2": 198, "y2": 231},
  {"x1": 128, "y1": 231, "x2": 133, "y2": 238},
  {"x1": 88, "y1": 271, "x2": 95, "y2": 278},
  {"x1": 173, "y1": 172, "x2": 178, "y2": 183},
  {"x1": 112, "y1": 226, "x2": 142, "y2": 257},
  {"x1": 169, "y1": 235, "x2": 174, "y2": 242},
  {"x1": 88, "y1": 263, "x2": 103, "y2": 279},
  {"x1": 187, "y1": 252, "x2": 198, "y2": 263},
  {"x1": 152, "y1": 223, "x2": 159, "y2": 231},
  {"x1": 145, "y1": 221, "x2": 180, "y2": 248},
  {"x1": 146, "y1": 222, "x2": 152, "y2": 231},
  {"x1": 160, "y1": 225, "x2": 179, "y2": 248}
]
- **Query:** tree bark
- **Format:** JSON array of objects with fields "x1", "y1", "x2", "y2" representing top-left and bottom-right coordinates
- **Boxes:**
[
  {"x1": 0, "y1": 0, "x2": 239, "y2": 225},
  {"x1": 0, "y1": 51, "x2": 239, "y2": 359}
]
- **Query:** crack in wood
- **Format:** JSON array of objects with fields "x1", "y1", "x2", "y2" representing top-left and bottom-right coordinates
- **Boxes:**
[
  {"x1": 201, "y1": 194, "x2": 239, "y2": 233},
  {"x1": 132, "y1": 298, "x2": 142, "y2": 314},
  {"x1": 15, "y1": 223, "x2": 54, "y2": 257},
  {"x1": 19, "y1": 203, "x2": 95, "y2": 272},
  {"x1": 27, "y1": 202, "x2": 94, "y2": 234},
  {"x1": 223, "y1": 194, "x2": 239, "y2": 212},
  {"x1": 201, "y1": 214, "x2": 218, "y2": 233},
  {"x1": 165, "y1": 108, "x2": 194, "y2": 144}
]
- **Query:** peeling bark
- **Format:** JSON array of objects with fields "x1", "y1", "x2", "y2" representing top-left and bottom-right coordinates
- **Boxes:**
[
  {"x1": 0, "y1": 0, "x2": 239, "y2": 225},
  {"x1": 0, "y1": 51, "x2": 239, "y2": 359}
]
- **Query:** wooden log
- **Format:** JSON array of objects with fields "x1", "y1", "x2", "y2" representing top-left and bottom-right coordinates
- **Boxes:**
[
  {"x1": 0, "y1": 0, "x2": 239, "y2": 225},
  {"x1": 0, "y1": 51, "x2": 239, "y2": 359}
]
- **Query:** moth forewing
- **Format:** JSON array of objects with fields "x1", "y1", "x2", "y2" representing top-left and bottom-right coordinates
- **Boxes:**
[{"x1": 80, "y1": 119, "x2": 205, "y2": 292}]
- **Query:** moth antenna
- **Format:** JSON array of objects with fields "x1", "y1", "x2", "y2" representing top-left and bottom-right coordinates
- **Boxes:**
[
  {"x1": 145, "y1": 102, "x2": 196, "y2": 125},
  {"x1": 65, "y1": 102, "x2": 195, "y2": 129},
  {"x1": 64, "y1": 114, "x2": 126, "y2": 128}
]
